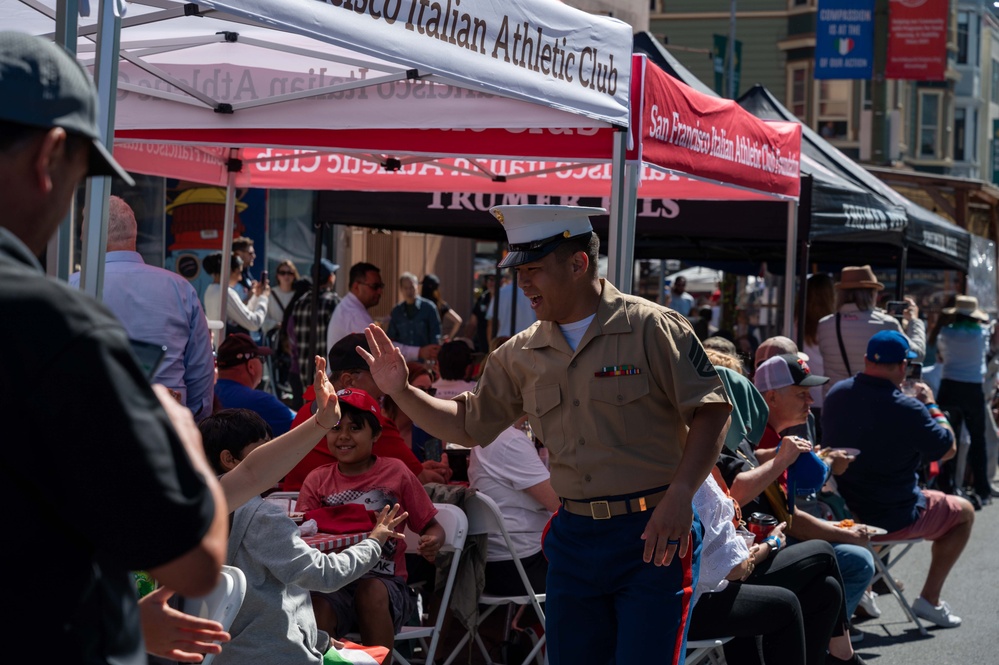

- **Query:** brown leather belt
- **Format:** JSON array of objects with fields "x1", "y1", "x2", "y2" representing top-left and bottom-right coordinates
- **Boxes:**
[{"x1": 560, "y1": 489, "x2": 669, "y2": 520}]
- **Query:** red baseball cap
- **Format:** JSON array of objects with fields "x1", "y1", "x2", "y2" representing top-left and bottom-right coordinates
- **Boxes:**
[{"x1": 335, "y1": 388, "x2": 381, "y2": 418}]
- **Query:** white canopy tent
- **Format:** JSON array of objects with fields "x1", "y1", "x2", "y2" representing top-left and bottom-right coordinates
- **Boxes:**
[
  {"x1": 14, "y1": 0, "x2": 802, "y2": 332},
  {"x1": 13, "y1": 0, "x2": 633, "y2": 333}
]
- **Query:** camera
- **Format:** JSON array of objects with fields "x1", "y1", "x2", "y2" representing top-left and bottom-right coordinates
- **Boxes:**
[
  {"x1": 886, "y1": 300, "x2": 908, "y2": 317},
  {"x1": 906, "y1": 361, "x2": 922, "y2": 381}
]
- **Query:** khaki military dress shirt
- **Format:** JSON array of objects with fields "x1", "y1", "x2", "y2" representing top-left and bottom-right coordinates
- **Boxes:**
[{"x1": 456, "y1": 280, "x2": 730, "y2": 499}]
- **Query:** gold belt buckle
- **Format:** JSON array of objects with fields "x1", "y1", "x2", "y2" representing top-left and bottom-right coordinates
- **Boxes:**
[{"x1": 590, "y1": 500, "x2": 611, "y2": 520}]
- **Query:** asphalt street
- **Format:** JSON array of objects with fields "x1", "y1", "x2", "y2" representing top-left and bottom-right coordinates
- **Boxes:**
[{"x1": 848, "y1": 494, "x2": 999, "y2": 665}]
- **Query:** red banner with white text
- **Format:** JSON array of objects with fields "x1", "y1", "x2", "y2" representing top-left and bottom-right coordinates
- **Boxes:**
[
  {"x1": 629, "y1": 57, "x2": 801, "y2": 199},
  {"x1": 886, "y1": 0, "x2": 948, "y2": 81}
]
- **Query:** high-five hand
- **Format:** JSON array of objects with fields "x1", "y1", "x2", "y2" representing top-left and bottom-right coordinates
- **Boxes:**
[
  {"x1": 359, "y1": 324, "x2": 410, "y2": 396},
  {"x1": 313, "y1": 356, "x2": 340, "y2": 428}
]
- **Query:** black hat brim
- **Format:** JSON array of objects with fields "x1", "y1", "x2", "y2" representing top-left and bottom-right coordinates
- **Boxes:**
[{"x1": 88, "y1": 138, "x2": 135, "y2": 186}]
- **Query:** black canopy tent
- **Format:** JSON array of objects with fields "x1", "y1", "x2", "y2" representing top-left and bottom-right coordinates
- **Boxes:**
[
  {"x1": 737, "y1": 84, "x2": 971, "y2": 274},
  {"x1": 633, "y1": 31, "x2": 971, "y2": 274}
]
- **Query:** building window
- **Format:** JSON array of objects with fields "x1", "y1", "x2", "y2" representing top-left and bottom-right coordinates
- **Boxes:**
[
  {"x1": 957, "y1": 12, "x2": 969, "y2": 65},
  {"x1": 818, "y1": 80, "x2": 851, "y2": 140},
  {"x1": 787, "y1": 64, "x2": 809, "y2": 121},
  {"x1": 918, "y1": 91, "x2": 942, "y2": 159},
  {"x1": 954, "y1": 108, "x2": 966, "y2": 161}
]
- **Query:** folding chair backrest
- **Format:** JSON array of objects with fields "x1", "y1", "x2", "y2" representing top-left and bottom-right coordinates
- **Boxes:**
[
  {"x1": 395, "y1": 503, "x2": 468, "y2": 665},
  {"x1": 464, "y1": 491, "x2": 546, "y2": 613},
  {"x1": 179, "y1": 565, "x2": 247, "y2": 665}
]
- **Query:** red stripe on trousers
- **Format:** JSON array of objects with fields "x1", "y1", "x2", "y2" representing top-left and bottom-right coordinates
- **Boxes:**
[{"x1": 670, "y1": 530, "x2": 696, "y2": 665}]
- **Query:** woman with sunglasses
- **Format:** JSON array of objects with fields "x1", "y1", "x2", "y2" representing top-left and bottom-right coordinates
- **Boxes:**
[{"x1": 265, "y1": 259, "x2": 300, "y2": 333}]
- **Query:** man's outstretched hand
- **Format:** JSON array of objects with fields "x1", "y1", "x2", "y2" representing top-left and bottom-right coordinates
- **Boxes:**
[{"x1": 359, "y1": 324, "x2": 411, "y2": 396}]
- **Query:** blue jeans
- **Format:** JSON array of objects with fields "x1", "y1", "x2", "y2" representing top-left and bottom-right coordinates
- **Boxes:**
[{"x1": 831, "y1": 543, "x2": 875, "y2": 618}]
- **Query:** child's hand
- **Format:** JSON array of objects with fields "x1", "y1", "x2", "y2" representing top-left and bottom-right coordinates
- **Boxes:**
[
  {"x1": 418, "y1": 533, "x2": 442, "y2": 562},
  {"x1": 368, "y1": 504, "x2": 408, "y2": 546},
  {"x1": 313, "y1": 356, "x2": 341, "y2": 430}
]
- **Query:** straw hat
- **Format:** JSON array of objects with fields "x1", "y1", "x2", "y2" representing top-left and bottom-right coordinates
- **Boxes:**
[
  {"x1": 835, "y1": 265, "x2": 884, "y2": 290},
  {"x1": 943, "y1": 295, "x2": 989, "y2": 321}
]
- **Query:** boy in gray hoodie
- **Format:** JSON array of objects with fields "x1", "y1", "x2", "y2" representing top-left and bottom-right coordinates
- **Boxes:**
[{"x1": 200, "y1": 409, "x2": 407, "y2": 664}]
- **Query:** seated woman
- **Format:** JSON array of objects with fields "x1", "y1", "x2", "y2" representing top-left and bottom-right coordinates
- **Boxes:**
[{"x1": 690, "y1": 472, "x2": 864, "y2": 665}]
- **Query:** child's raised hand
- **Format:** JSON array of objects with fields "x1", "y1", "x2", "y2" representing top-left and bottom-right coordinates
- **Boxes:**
[
  {"x1": 313, "y1": 356, "x2": 341, "y2": 430},
  {"x1": 417, "y1": 533, "x2": 442, "y2": 562},
  {"x1": 368, "y1": 504, "x2": 408, "y2": 546}
]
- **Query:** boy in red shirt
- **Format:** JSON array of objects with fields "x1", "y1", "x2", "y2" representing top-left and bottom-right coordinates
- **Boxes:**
[{"x1": 296, "y1": 388, "x2": 444, "y2": 656}]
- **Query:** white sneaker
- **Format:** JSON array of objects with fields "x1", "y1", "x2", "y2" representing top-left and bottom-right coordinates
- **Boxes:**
[
  {"x1": 856, "y1": 590, "x2": 881, "y2": 619},
  {"x1": 911, "y1": 596, "x2": 962, "y2": 628}
]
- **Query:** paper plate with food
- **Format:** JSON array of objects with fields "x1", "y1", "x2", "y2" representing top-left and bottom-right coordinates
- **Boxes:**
[{"x1": 834, "y1": 519, "x2": 886, "y2": 536}]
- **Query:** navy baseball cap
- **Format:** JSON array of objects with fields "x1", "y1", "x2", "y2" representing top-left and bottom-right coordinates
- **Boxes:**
[
  {"x1": 866, "y1": 330, "x2": 917, "y2": 364},
  {"x1": 0, "y1": 31, "x2": 134, "y2": 185}
]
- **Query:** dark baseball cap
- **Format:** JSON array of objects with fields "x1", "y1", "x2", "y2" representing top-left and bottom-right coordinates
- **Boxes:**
[
  {"x1": 328, "y1": 333, "x2": 370, "y2": 372},
  {"x1": 0, "y1": 31, "x2": 134, "y2": 185},
  {"x1": 217, "y1": 333, "x2": 272, "y2": 369}
]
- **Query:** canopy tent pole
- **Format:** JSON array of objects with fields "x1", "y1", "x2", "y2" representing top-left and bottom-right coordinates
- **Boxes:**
[
  {"x1": 48, "y1": 0, "x2": 79, "y2": 282},
  {"x1": 307, "y1": 216, "x2": 327, "y2": 380},
  {"x1": 795, "y1": 242, "x2": 811, "y2": 350},
  {"x1": 607, "y1": 128, "x2": 630, "y2": 291},
  {"x1": 216, "y1": 149, "x2": 239, "y2": 347},
  {"x1": 79, "y1": 0, "x2": 121, "y2": 301},
  {"x1": 896, "y1": 246, "x2": 908, "y2": 299},
  {"x1": 782, "y1": 200, "x2": 799, "y2": 336}
]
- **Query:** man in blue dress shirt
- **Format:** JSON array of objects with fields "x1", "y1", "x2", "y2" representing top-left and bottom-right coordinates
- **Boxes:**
[{"x1": 70, "y1": 195, "x2": 215, "y2": 419}]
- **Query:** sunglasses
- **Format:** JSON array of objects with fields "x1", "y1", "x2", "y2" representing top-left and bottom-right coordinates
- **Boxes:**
[
  {"x1": 276, "y1": 270, "x2": 295, "y2": 276},
  {"x1": 359, "y1": 281, "x2": 386, "y2": 290},
  {"x1": 417, "y1": 386, "x2": 437, "y2": 397}
]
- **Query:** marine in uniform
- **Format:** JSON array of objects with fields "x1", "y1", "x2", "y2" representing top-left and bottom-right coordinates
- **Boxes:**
[{"x1": 360, "y1": 205, "x2": 731, "y2": 664}]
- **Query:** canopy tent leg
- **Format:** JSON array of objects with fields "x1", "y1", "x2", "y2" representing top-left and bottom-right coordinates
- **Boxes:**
[
  {"x1": 896, "y1": 246, "x2": 908, "y2": 299},
  {"x1": 782, "y1": 201, "x2": 799, "y2": 336},
  {"x1": 607, "y1": 128, "x2": 631, "y2": 292},
  {"x1": 306, "y1": 216, "x2": 329, "y2": 380},
  {"x1": 79, "y1": 0, "x2": 121, "y2": 301},
  {"x1": 48, "y1": 0, "x2": 79, "y2": 282},
  {"x1": 216, "y1": 152, "x2": 239, "y2": 347},
  {"x1": 795, "y1": 240, "x2": 811, "y2": 350}
]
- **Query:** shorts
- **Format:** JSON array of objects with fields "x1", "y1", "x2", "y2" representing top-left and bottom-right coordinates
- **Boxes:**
[
  {"x1": 313, "y1": 574, "x2": 417, "y2": 635},
  {"x1": 874, "y1": 490, "x2": 966, "y2": 543}
]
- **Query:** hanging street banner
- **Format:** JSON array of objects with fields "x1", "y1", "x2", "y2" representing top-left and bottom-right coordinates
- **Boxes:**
[
  {"x1": 814, "y1": 0, "x2": 874, "y2": 79},
  {"x1": 886, "y1": 0, "x2": 948, "y2": 81}
]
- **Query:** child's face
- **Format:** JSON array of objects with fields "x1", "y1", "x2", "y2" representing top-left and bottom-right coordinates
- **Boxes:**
[{"x1": 325, "y1": 414, "x2": 378, "y2": 465}]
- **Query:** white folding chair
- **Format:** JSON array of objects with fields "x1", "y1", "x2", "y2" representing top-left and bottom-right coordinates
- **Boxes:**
[
  {"x1": 178, "y1": 565, "x2": 247, "y2": 665},
  {"x1": 685, "y1": 637, "x2": 732, "y2": 665},
  {"x1": 866, "y1": 539, "x2": 927, "y2": 636},
  {"x1": 442, "y1": 491, "x2": 546, "y2": 665},
  {"x1": 391, "y1": 503, "x2": 468, "y2": 665}
]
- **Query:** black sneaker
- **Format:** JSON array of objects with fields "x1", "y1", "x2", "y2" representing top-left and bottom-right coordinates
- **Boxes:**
[
  {"x1": 849, "y1": 626, "x2": 865, "y2": 643},
  {"x1": 827, "y1": 654, "x2": 868, "y2": 665}
]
